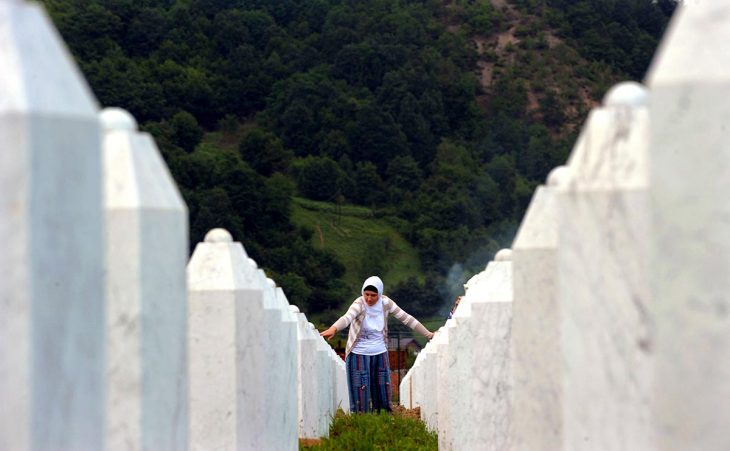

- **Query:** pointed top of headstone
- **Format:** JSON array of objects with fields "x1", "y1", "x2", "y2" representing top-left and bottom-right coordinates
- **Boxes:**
[
  {"x1": 546, "y1": 165, "x2": 571, "y2": 187},
  {"x1": 603, "y1": 81, "x2": 648, "y2": 107},
  {"x1": 0, "y1": 1, "x2": 98, "y2": 114},
  {"x1": 204, "y1": 228, "x2": 233, "y2": 243},
  {"x1": 646, "y1": 2, "x2": 730, "y2": 86},
  {"x1": 495, "y1": 248, "x2": 512, "y2": 262},
  {"x1": 565, "y1": 101, "x2": 649, "y2": 191},
  {"x1": 100, "y1": 107, "x2": 138, "y2": 132},
  {"x1": 513, "y1": 186, "x2": 558, "y2": 250}
]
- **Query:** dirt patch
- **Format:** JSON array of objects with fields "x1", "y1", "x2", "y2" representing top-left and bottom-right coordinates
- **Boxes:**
[
  {"x1": 473, "y1": 35, "x2": 490, "y2": 54},
  {"x1": 477, "y1": 61, "x2": 495, "y2": 87},
  {"x1": 299, "y1": 438, "x2": 322, "y2": 448},
  {"x1": 545, "y1": 31, "x2": 562, "y2": 49},
  {"x1": 526, "y1": 89, "x2": 540, "y2": 112},
  {"x1": 496, "y1": 26, "x2": 519, "y2": 52},
  {"x1": 391, "y1": 404, "x2": 422, "y2": 420},
  {"x1": 490, "y1": 0, "x2": 516, "y2": 14}
]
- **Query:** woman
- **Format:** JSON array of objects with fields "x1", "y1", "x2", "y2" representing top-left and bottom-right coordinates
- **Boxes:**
[{"x1": 320, "y1": 276, "x2": 435, "y2": 413}]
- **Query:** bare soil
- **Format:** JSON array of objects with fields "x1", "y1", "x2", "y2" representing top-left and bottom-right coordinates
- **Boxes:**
[{"x1": 392, "y1": 404, "x2": 422, "y2": 420}]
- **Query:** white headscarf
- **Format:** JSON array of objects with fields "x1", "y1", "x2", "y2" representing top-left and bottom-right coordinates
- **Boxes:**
[{"x1": 361, "y1": 276, "x2": 384, "y2": 332}]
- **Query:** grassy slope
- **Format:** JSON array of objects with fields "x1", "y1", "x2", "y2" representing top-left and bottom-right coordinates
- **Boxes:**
[{"x1": 291, "y1": 197, "x2": 422, "y2": 295}]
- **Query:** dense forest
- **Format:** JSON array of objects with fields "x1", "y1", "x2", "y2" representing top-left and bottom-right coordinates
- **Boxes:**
[{"x1": 42, "y1": 0, "x2": 675, "y2": 322}]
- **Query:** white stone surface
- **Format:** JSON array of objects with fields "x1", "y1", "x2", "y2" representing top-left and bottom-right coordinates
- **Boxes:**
[
  {"x1": 420, "y1": 336, "x2": 440, "y2": 431},
  {"x1": 335, "y1": 356, "x2": 349, "y2": 413},
  {"x1": 558, "y1": 92, "x2": 653, "y2": 450},
  {"x1": 646, "y1": 2, "x2": 730, "y2": 449},
  {"x1": 411, "y1": 349, "x2": 426, "y2": 413},
  {"x1": 405, "y1": 256, "x2": 512, "y2": 451},
  {"x1": 292, "y1": 309, "x2": 337, "y2": 439},
  {"x1": 275, "y1": 287, "x2": 300, "y2": 446},
  {"x1": 292, "y1": 309, "x2": 318, "y2": 438},
  {"x1": 464, "y1": 260, "x2": 513, "y2": 451},
  {"x1": 546, "y1": 164, "x2": 571, "y2": 188},
  {"x1": 188, "y1": 229, "x2": 297, "y2": 450},
  {"x1": 0, "y1": 2, "x2": 105, "y2": 449},
  {"x1": 444, "y1": 296, "x2": 473, "y2": 451},
  {"x1": 313, "y1": 326, "x2": 333, "y2": 436},
  {"x1": 399, "y1": 367, "x2": 412, "y2": 409},
  {"x1": 249, "y1": 265, "x2": 297, "y2": 449},
  {"x1": 603, "y1": 81, "x2": 649, "y2": 107},
  {"x1": 510, "y1": 185, "x2": 561, "y2": 451},
  {"x1": 495, "y1": 248, "x2": 513, "y2": 262},
  {"x1": 437, "y1": 320, "x2": 455, "y2": 450},
  {"x1": 102, "y1": 107, "x2": 188, "y2": 450}
]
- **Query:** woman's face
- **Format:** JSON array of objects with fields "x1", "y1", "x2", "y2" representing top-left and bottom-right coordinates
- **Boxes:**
[{"x1": 363, "y1": 290, "x2": 379, "y2": 306}]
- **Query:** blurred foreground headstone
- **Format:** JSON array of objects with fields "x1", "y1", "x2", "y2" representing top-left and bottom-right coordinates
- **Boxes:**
[
  {"x1": 102, "y1": 107, "x2": 188, "y2": 450},
  {"x1": 1, "y1": 2, "x2": 105, "y2": 448},
  {"x1": 647, "y1": 2, "x2": 730, "y2": 449}
]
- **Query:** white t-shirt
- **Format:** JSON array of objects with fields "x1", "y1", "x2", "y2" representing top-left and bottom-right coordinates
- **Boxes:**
[{"x1": 351, "y1": 298, "x2": 387, "y2": 355}]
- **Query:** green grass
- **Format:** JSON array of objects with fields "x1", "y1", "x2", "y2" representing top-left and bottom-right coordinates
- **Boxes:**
[
  {"x1": 300, "y1": 410, "x2": 438, "y2": 450},
  {"x1": 291, "y1": 197, "x2": 422, "y2": 294}
]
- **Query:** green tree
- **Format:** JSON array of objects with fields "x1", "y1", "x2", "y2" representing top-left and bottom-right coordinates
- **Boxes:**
[
  {"x1": 292, "y1": 156, "x2": 348, "y2": 201},
  {"x1": 239, "y1": 128, "x2": 293, "y2": 176},
  {"x1": 170, "y1": 110, "x2": 203, "y2": 152}
]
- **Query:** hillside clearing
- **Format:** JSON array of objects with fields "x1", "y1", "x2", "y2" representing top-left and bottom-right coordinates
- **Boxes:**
[{"x1": 291, "y1": 197, "x2": 422, "y2": 295}]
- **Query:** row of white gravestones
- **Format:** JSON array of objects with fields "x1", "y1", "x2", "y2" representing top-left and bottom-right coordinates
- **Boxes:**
[
  {"x1": 289, "y1": 304, "x2": 350, "y2": 440},
  {"x1": 187, "y1": 228, "x2": 346, "y2": 450},
  {"x1": 402, "y1": 2, "x2": 730, "y2": 450},
  {"x1": 0, "y1": 1, "x2": 347, "y2": 449},
  {"x1": 400, "y1": 250, "x2": 513, "y2": 451}
]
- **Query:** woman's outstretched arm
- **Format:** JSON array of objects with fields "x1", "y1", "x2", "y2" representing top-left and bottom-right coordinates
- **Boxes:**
[
  {"x1": 319, "y1": 299, "x2": 363, "y2": 340},
  {"x1": 320, "y1": 326, "x2": 337, "y2": 340},
  {"x1": 387, "y1": 297, "x2": 435, "y2": 339}
]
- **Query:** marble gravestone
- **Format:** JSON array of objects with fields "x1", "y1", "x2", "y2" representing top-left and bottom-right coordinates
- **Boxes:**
[
  {"x1": 557, "y1": 81, "x2": 652, "y2": 450},
  {"x1": 101, "y1": 107, "x2": 189, "y2": 451},
  {"x1": 436, "y1": 320, "x2": 456, "y2": 450},
  {"x1": 401, "y1": 352, "x2": 424, "y2": 411},
  {"x1": 646, "y1": 1, "x2": 730, "y2": 449},
  {"x1": 404, "y1": 251, "x2": 513, "y2": 450},
  {"x1": 443, "y1": 269, "x2": 482, "y2": 451},
  {"x1": 334, "y1": 354, "x2": 349, "y2": 413},
  {"x1": 420, "y1": 334, "x2": 440, "y2": 431},
  {"x1": 406, "y1": 339, "x2": 428, "y2": 422},
  {"x1": 291, "y1": 307, "x2": 321, "y2": 439},
  {"x1": 187, "y1": 229, "x2": 296, "y2": 450},
  {"x1": 249, "y1": 264, "x2": 298, "y2": 449},
  {"x1": 274, "y1": 286, "x2": 300, "y2": 447},
  {"x1": 0, "y1": 2, "x2": 105, "y2": 449},
  {"x1": 463, "y1": 254, "x2": 513, "y2": 451},
  {"x1": 312, "y1": 324, "x2": 333, "y2": 437},
  {"x1": 510, "y1": 168, "x2": 563, "y2": 451}
]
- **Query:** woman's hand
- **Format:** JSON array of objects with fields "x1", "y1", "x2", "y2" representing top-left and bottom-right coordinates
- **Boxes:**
[
  {"x1": 320, "y1": 326, "x2": 337, "y2": 341},
  {"x1": 426, "y1": 331, "x2": 435, "y2": 340}
]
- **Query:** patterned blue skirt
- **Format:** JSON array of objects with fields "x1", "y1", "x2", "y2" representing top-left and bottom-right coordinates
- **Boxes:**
[{"x1": 345, "y1": 352, "x2": 392, "y2": 413}]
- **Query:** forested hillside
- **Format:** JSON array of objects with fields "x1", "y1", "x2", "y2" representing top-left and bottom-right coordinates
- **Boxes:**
[{"x1": 42, "y1": 0, "x2": 675, "y2": 321}]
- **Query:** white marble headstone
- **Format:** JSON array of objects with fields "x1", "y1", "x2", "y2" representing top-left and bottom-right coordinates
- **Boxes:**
[
  {"x1": 437, "y1": 320, "x2": 456, "y2": 450},
  {"x1": 1, "y1": 2, "x2": 104, "y2": 449},
  {"x1": 557, "y1": 82, "x2": 653, "y2": 450},
  {"x1": 646, "y1": 1, "x2": 730, "y2": 449},
  {"x1": 510, "y1": 179, "x2": 561, "y2": 450},
  {"x1": 313, "y1": 324, "x2": 333, "y2": 437},
  {"x1": 464, "y1": 258, "x2": 513, "y2": 451},
  {"x1": 102, "y1": 107, "x2": 189, "y2": 450},
  {"x1": 292, "y1": 310, "x2": 321, "y2": 439},
  {"x1": 188, "y1": 229, "x2": 294, "y2": 450}
]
